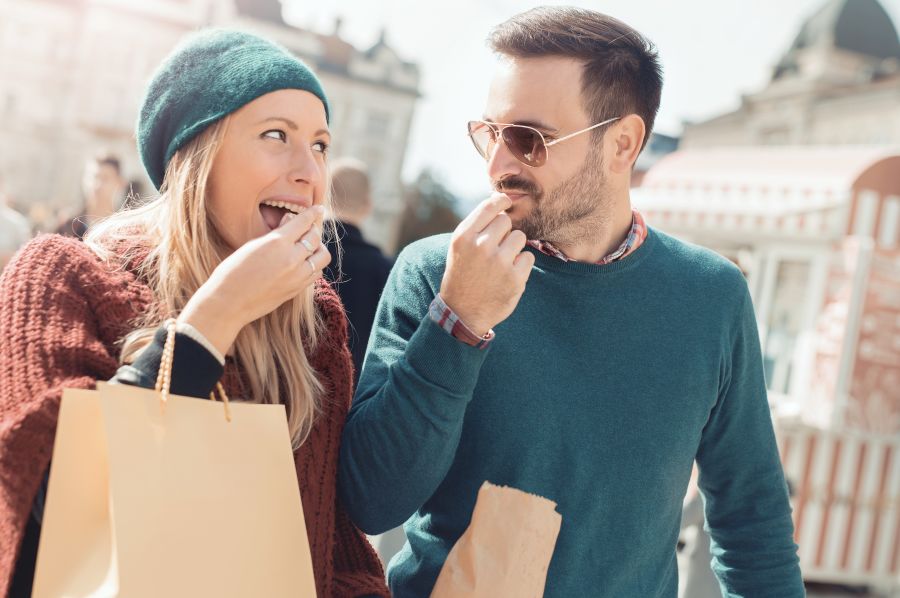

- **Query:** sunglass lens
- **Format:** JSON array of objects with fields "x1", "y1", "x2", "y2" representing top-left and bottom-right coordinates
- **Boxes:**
[
  {"x1": 502, "y1": 126, "x2": 546, "y2": 167},
  {"x1": 467, "y1": 121, "x2": 496, "y2": 160}
]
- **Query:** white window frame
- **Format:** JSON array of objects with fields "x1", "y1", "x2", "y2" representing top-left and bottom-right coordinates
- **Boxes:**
[{"x1": 754, "y1": 243, "x2": 829, "y2": 399}]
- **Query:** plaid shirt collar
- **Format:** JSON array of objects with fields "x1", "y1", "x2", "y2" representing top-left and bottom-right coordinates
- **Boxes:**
[{"x1": 527, "y1": 209, "x2": 647, "y2": 265}]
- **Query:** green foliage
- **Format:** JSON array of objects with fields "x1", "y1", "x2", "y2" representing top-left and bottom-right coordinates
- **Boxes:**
[{"x1": 394, "y1": 169, "x2": 462, "y2": 253}]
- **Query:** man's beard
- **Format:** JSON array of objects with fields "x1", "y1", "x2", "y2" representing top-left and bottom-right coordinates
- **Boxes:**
[{"x1": 494, "y1": 146, "x2": 611, "y2": 244}]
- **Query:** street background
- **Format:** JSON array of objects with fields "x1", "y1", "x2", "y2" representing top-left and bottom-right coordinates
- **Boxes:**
[{"x1": 0, "y1": 0, "x2": 898, "y2": 595}]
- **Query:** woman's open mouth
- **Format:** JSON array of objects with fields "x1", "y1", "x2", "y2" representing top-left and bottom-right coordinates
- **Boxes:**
[{"x1": 259, "y1": 199, "x2": 307, "y2": 230}]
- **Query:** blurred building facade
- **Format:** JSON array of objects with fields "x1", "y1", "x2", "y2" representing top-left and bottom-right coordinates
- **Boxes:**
[
  {"x1": 681, "y1": 0, "x2": 900, "y2": 148},
  {"x1": 0, "y1": 0, "x2": 420, "y2": 251},
  {"x1": 634, "y1": 146, "x2": 900, "y2": 590},
  {"x1": 632, "y1": 132, "x2": 679, "y2": 187},
  {"x1": 636, "y1": 0, "x2": 900, "y2": 590},
  {"x1": 653, "y1": 0, "x2": 900, "y2": 442}
]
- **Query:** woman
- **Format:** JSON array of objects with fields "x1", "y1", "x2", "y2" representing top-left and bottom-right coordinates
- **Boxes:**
[{"x1": 0, "y1": 30, "x2": 388, "y2": 597}]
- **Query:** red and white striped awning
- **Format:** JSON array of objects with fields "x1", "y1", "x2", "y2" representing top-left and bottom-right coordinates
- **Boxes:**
[
  {"x1": 632, "y1": 146, "x2": 900, "y2": 243},
  {"x1": 777, "y1": 421, "x2": 900, "y2": 587}
]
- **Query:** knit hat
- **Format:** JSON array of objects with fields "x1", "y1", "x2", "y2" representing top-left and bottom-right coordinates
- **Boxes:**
[{"x1": 137, "y1": 29, "x2": 330, "y2": 190}]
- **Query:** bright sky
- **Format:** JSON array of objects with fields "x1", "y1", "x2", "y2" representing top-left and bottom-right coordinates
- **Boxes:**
[{"x1": 284, "y1": 0, "x2": 900, "y2": 200}]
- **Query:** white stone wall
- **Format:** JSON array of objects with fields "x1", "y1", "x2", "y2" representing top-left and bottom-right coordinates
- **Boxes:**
[
  {"x1": 0, "y1": 0, "x2": 78, "y2": 205},
  {"x1": 0, "y1": 0, "x2": 210, "y2": 210},
  {"x1": 682, "y1": 82, "x2": 900, "y2": 149},
  {"x1": 0, "y1": 0, "x2": 419, "y2": 252},
  {"x1": 682, "y1": 42, "x2": 900, "y2": 151}
]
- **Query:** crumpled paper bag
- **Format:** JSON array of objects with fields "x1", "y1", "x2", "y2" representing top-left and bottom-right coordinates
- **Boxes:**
[{"x1": 431, "y1": 481, "x2": 562, "y2": 598}]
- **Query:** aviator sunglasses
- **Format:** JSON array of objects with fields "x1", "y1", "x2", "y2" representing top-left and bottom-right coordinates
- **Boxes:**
[{"x1": 466, "y1": 117, "x2": 620, "y2": 168}]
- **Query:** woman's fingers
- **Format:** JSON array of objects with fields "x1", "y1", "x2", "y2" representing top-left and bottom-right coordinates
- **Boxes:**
[
  {"x1": 294, "y1": 227, "x2": 322, "y2": 256},
  {"x1": 272, "y1": 205, "x2": 325, "y2": 243},
  {"x1": 302, "y1": 244, "x2": 331, "y2": 276}
]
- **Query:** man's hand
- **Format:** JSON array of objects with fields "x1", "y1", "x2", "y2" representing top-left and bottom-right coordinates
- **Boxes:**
[{"x1": 439, "y1": 193, "x2": 535, "y2": 336}]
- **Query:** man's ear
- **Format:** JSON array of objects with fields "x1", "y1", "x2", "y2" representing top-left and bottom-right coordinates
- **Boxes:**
[{"x1": 606, "y1": 114, "x2": 645, "y2": 175}]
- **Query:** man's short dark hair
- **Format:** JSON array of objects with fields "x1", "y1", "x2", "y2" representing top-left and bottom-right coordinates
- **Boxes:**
[{"x1": 489, "y1": 6, "x2": 663, "y2": 151}]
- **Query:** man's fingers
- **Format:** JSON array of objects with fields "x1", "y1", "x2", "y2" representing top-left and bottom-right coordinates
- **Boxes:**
[
  {"x1": 498, "y1": 229, "x2": 527, "y2": 259},
  {"x1": 476, "y1": 211, "x2": 513, "y2": 246},
  {"x1": 459, "y1": 193, "x2": 513, "y2": 235},
  {"x1": 513, "y1": 250, "x2": 535, "y2": 278}
]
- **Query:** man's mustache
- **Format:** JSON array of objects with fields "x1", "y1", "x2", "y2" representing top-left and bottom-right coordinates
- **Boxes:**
[{"x1": 494, "y1": 177, "x2": 540, "y2": 197}]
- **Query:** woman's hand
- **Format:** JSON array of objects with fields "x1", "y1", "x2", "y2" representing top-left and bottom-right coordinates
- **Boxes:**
[{"x1": 178, "y1": 205, "x2": 330, "y2": 356}]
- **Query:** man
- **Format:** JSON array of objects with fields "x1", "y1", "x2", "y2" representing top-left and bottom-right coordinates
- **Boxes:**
[
  {"x1": 0, "y1": 176, "x2": 31, "y2": 271},
  {"x1": 57, "y1": 152, "x2": 126, "y2": 239},
  {"x1": 324, "y1": 158, "x2": 393, "y2": 384},
  {"x1": 338, "y1": 7, "x2": 803, "y2": 597}
]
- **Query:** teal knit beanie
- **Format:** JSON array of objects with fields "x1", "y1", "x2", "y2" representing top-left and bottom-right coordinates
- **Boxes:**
[{"x1": 137, "y1": 29, "x2": 330, "y2": 190}]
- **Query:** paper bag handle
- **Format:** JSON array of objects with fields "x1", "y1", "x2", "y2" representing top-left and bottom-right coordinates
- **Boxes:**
[{"x1": 154, "y1": 320, "x2": 232, "y2": 422}]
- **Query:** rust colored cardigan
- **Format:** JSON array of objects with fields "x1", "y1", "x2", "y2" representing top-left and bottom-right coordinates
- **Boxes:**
[{"x1": 0, "y1": 234, "x2": 388, "y2": 597}]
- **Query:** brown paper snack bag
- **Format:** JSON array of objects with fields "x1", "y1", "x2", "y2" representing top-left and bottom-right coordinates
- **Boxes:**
[{"x1": 431, "y1": 481, "x2": 562, "y2": 598}]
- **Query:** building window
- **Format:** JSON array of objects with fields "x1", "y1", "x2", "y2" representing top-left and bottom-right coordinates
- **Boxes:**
[{"x1": 763, "y1": 259, "x2": 812, "y2": 394}]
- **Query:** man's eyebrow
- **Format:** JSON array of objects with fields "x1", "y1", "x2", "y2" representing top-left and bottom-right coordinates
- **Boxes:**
[{"x1": 482, "y1": 116, "x2": 559, "y2": 134}]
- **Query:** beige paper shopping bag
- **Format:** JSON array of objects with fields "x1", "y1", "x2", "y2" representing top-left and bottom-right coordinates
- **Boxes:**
[
  {"x1": 33, "y1": 330, "x2": 317, "y2": 597},
  {"x1": 431, "y1": 482, "x2": 562, "y2": 598},
  {"x1": 30, "y1": 388, "x2": 119, "y2": 597}
]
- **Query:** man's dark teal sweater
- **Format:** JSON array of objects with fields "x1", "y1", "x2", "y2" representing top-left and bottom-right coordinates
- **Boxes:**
[{"x1": 338, "y1": 228, "x2": 804, "y2": 597}]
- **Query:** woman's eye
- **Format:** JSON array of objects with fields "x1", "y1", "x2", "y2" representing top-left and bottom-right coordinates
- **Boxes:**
[
  {"x1": 262, "y1": 129, "x2": 287, "y2": 142},
  {"x1": 312, "y1": 140, "x2": 329, "y2": 154}
]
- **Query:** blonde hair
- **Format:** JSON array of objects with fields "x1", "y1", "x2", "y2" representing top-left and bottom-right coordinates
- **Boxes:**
[{"x1": 85, "y1": 117, "x2": 328, "y2": 449}]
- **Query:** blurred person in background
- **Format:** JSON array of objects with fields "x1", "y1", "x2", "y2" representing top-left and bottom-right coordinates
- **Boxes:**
[
  {"x1": 56, "y1": 152, "x2": 127, "y2": 239},
  {"x1": 324, "y1": 158, "x2": 393, "y2": 385},
  {"x1": 0, "y1": 174, "x2": 32, "y2": 271},
  {"x1": 0, "y1": 29, "x2": 387, "y2": 597}
]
